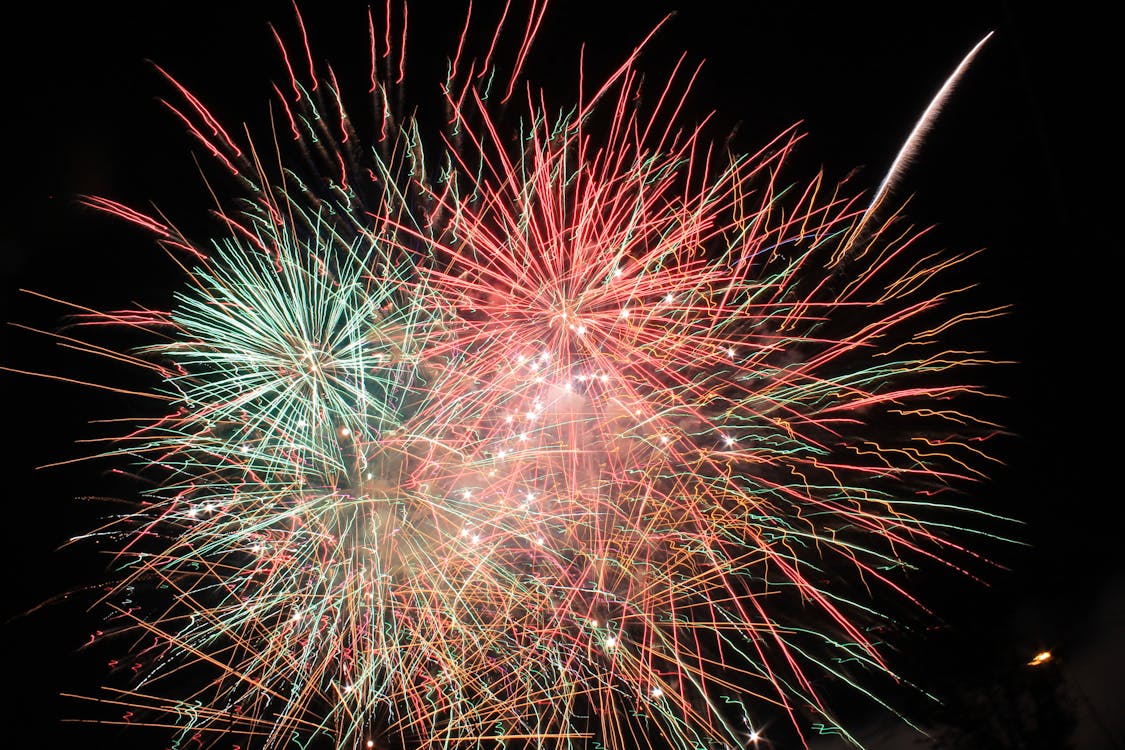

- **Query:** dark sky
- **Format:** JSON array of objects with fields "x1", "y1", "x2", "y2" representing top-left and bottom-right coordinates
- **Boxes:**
[{"x1": 2, "y1": 2, "x2": 1117, "y2": 748}]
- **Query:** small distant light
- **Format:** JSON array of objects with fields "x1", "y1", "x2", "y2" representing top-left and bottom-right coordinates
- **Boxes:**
[
  {"x1": 650, "y1": 687, "x2": 664, "y2": 698},
  {"x1": 340, "y1": 427, "x2": 351, "y2": 437},
  {"x1": 1028, "y1": 650, "x2": 1053, "y2": 666},
  {"x1": 604, "y1": 635, "x2": 618, "y2": 649}
]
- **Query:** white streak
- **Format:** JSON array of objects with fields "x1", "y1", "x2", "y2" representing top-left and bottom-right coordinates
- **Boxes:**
[{"x1": 850, "y1": 31, "x2": 994, "y2": 246}]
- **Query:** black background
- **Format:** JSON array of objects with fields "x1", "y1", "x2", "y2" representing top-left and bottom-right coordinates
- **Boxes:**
[{"x1": 2, "y1": 2, "x2": 1116, "y2": 748}]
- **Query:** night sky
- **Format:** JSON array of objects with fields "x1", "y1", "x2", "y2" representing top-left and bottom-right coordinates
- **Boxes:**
[{"x1": 2, "y1": 2, "x2": 1117, "y2": 748}]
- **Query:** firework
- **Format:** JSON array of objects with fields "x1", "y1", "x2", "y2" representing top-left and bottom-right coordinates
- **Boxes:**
[{"x1": 27, "y1": 3, "x2": 1008, "y2": 749}]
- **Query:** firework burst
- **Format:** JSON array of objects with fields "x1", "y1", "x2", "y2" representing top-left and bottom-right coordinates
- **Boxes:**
[{"x1": 22, "y1": 3, "x2": 1010, "y2": 749}]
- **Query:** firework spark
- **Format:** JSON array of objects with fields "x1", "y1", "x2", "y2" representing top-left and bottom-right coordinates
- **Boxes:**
[{"x1": 21, "y1": 3, "x2": 1010, "y2": 749}]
